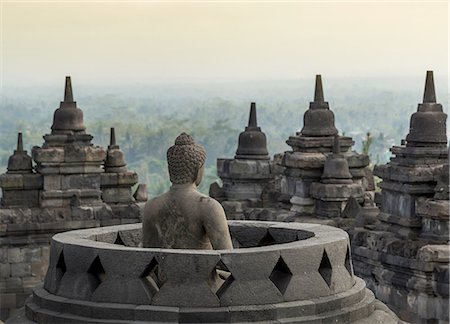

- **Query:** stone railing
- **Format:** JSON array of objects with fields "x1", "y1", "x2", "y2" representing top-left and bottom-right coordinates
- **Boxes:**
[
  {"x1": 17, "y1": 221, "x2": 386, "y2": 323},
  {"x1": 43, "y1": 221, "x2": 354, "y2": 308}
]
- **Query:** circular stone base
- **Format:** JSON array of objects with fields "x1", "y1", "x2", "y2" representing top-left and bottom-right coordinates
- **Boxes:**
[
  {"x1": 11, "y1": 279, "x2": 397, "y2": 323},
  {"x1": 6, "y1": 221, "x2": 400, "y2": 323}
]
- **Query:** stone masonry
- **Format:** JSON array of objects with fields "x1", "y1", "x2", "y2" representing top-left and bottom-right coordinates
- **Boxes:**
[
  {"x1": 210, "y1": 103, "x2": 275, "y2": 219},
  {"x1": 277, "y1": 75, "x2": 373, "y2": 217},
  {"x1": 0, "y1": 77, "x2": 147, "y2": 320},
  {"x1": 211, "y1": 75, "x2": 376, "y2": 226},
  {"x1": 351, "y1": 71, "x2": 449, "y2": 322}
]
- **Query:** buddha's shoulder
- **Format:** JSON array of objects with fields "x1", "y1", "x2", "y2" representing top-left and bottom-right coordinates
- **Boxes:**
[
  {"x1": 195, "y1": 192, "x2": 223, "y2": 211},
  {"x1": 144, "y1": 192, "x2": 170, "y2": 211}
]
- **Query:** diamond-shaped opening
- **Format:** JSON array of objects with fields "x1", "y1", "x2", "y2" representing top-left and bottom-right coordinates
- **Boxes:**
[
  {"x1": 269, "y1": 257, "x2": 292, "y2": 295},
  {"x1": 141, "y1": 257, "x2": 165, "y2": 295},
  {"x1": 87, "y1": 256, "x2": 106, "y2": 291},
  {"x1": 345, "y1": 245, "x2": 353, "y2": 276},
  {"x1": 319, "y1": 249, "x2": 333, "y2": 288},
  {"x1": 231, "y1": 236, "x2": 241, "y2": 249},
  {"x1": 210, "y1": 260, "x2": 234, "y2": 299},
  {"x1": 55, "y1": 250, "x2": 67, "y2": 282},
  {"x1": 258, "y1": 231, "x2": 276, "y2": 246},
  {"x1": 114, "y1": 233, "x2": 126, "y2": 246}
]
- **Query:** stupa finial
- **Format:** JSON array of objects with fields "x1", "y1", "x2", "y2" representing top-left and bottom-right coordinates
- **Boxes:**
[
  {"x1": 110, "y1": 127, "x2": 116, "y2": 146},
  {"x1": 64, "y1": 76, "x2": 74, "y2": 102},
  {"x1": 248, "y1": 102, "x2": 257, "y2": 128},
  {"x1": 333, "y1": 135, "x2": 341, "y2": 154},
  {"x1": 17, "y1": 132, "x2": 23, "y2": 152},
  {"x1": 314, "y1": 75, "x2": 325, "y2": 102},
  {"x1": 423, "y1": 71, "x2": 436, "y2": 103}
]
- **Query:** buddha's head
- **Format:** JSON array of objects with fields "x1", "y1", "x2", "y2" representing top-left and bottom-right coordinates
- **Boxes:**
[{"x1": 167, "y1": 133, "x2": 206, "y2": 186}]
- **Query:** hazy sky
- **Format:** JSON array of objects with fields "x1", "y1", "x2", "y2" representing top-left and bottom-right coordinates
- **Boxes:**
[{"x1": 1, "y1": 1, "x2": 448, "y2": 86}]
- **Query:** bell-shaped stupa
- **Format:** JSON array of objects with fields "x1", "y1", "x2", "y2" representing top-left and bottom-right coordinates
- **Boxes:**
[
  {"x1": 235, "y1": 103, "x2": 269, "y2": 159},
  {"x1": 7, "y1": 133, "x2": 33, "y2": 174},
  {"x1": 51, "y1": 76, "x2": 86, "y2": 133}
]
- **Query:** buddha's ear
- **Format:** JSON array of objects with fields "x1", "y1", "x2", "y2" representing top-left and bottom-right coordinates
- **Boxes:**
[{"x1": 195, "y1": 164, "x2": 205, "y2": 186}]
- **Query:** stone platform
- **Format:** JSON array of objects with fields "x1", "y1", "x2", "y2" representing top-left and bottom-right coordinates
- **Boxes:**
[{"x1": 9, "y1": 221, "x2": 400, "y2": 323}]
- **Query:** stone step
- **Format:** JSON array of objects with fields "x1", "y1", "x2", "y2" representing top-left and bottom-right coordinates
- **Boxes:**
[{"x1": 26, "y1": 279, "x2": 371, "y2": 323}]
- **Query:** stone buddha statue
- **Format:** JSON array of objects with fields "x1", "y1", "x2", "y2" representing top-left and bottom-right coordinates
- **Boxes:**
[{"x1": 143, "y1": 133, "x2": 233, "y2": 250}]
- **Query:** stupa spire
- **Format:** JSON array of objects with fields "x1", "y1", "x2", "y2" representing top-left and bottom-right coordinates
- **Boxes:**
[
  {"x1": 64, "y1": 76, "x2": 74, "y2": 102},
  {"x1": 110, "y1": 127, "x2": 116, "y2": 146},
  {"x1": 17, "y1": 132, "x2": 24, "y2": 152},
  {"x1": 423, "y1": 71, "x2": 436, "y2": 103},
  {"x1": 248, "y1": 102, "x2": 257, "y2": 128},
  {"x1": 314, "y1": 75, "x2": 324, "y2": 102}
]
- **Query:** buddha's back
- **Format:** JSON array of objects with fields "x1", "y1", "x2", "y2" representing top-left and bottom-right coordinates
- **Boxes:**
[
  {"x1": 142, "y1": 133, "x2": 233, "y2": 251},
  {"x1": 143, "y1": 187, "x2": 215, "y2": 249}
]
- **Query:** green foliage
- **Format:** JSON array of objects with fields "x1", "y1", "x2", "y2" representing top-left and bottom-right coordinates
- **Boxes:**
[{"x1": 362, "y1": 132, "x2": 373, "y2": 156}]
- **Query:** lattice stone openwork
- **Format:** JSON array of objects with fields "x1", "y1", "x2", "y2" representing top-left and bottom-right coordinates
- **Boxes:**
[
  {"x1": 141, "y1": 257, "x2": 166, "y2": 293},
  {"x1": 345, "y1": 245, "x2": 353, "y2": 276},
  {"x1": 55, "y1": 250, "x2": 67, "y2": 283},
  {"x1": 269, "y1": 256, "x2": 293, "y2": 294},
  {"x1": 87, "y1": 256, "x2": 106, "y2": 291},
  {"x1": 318, "y1": 249, "x2": 333, "y2": 288},
  {"x1": 32, "y1": 221, "x2": 366, "y2": 323},
  {"x1": 212, "y1": 260, "x2": 235, "y2": 298}
]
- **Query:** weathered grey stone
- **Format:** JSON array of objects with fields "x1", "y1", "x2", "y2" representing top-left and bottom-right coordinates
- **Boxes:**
[
  {"x1": 101, "y1": 187, "x2": 132, "y2": 203},
  {"x1": 0, "y1": 263, "x2": 11, "y2": 278},
  {"x1": 0, "y1": 174, "x2": 23, "y2": 190},
  {"x1": 11, "y1": 263, "x2": 31, "y2": 277},
  {"x1": 133, "y1": 184, "x2": 148, "y2": 202},
  {"x1": 61, "y1": 174, "x2": 100, "y2": 190},
  {"x1": 8, "y1": 248, "x2": 23, "y2": 263}
]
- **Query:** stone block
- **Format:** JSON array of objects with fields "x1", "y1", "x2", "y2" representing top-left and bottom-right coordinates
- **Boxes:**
[
  {"x1": 1, "y1": 190, "x2": 40, "y2": 207},
  {"x1": 90, "y1": 302, "x2": 135, "y2": 320},
  {"x1": 310, "y1": 183, "x2": 363, "y2": 200},
  {"x1": 11, "y1": 263, "x2": 31, "y2": 277},
  {"x1": 22, "y1": 276, "x2": 41, "y2": 290},
  {"x1": 42, "y1": 246, "x2": 50, "y2": 260},
  {"x1": 102, "y1": 187, "x2": 133, "y2": 203},
  {"x1": 32, "y1": 146, "x2": 65, "y2": 163},
  {"x1": 100, "y1": 173, "x2": 118, "y2": 186},
  {"x1": 229, "y1": 304, "x2": 278, "y2": 322},
  {"x1": 0, "y1": 263, "x2": 10, "y2": 278},
  {"x1": 218, "y1": 250, "x2": 283, "y2": 306},
  {"x1": 31, "y1": 260, "x2": 48, "y2": 279},
  {"x1": 0, "y1": 248, "x2": 8, "y2": 263},
  {"x1": 135, "y1": 305, "x2": 179, "y2": 322},
  {"x1": 61, "y1": 174, "x2": 101, "y2": 190},
  {"x1": 117, "y1": 172, "x2": 138, "y2": 185},
  {"x1": 43, "y1": 175, "x2": 62, "y2": 191},
  {"x1": 346, "y1": 152, "x2": 370, "y2": 168},
  {"x1": 417, "y1": 245, "x2": 450, "y2": 263},
  {"x1": 381, "y1": 190, "x2": 415, "y2": 219},
  {"x1": 152, "y1": 252, "x2": 221, "y2": 307},
  {"x1": 23, "y1": 248, "x2": 41, "y2": 263},
  {"x1": 15, "y1": 292, "x2": 31, "y2": 308},
  {"x1": 85, "y1": 146, "x2": 107, "y2": 162},
  {"x1": 92, "y1": 278, "x2": 152, "y2": 305},
  {"x1": 416, "y1": 197, "x2": 449, "y2": 220},
  {"x1": 283, "y1": 152, "x2": 326, "y2": 169},
  {"x1": 71, "y1": 206, "x2": 95, "y2": 221},
  {"x1": 0, "y1": 174, "x2": 23, "y2": 189},
  {"x1": 0, "y1": 292, "x2": 16, "y2": 309},
  {"x1": 8, "y1": 248, "x2": 23, "y2": 263},
  {"x1": 6, "y1": 277, "x2": 23, "y2": 292},
  {"x1": 22, "y1": 174, "x2": 43, "y2": 189},
  {"x1": 179, "y1": 307, "x2": 230, "y2": 323},
  {"x1": 133, "y1": 184, "x2": 148, "y2": 202}
]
